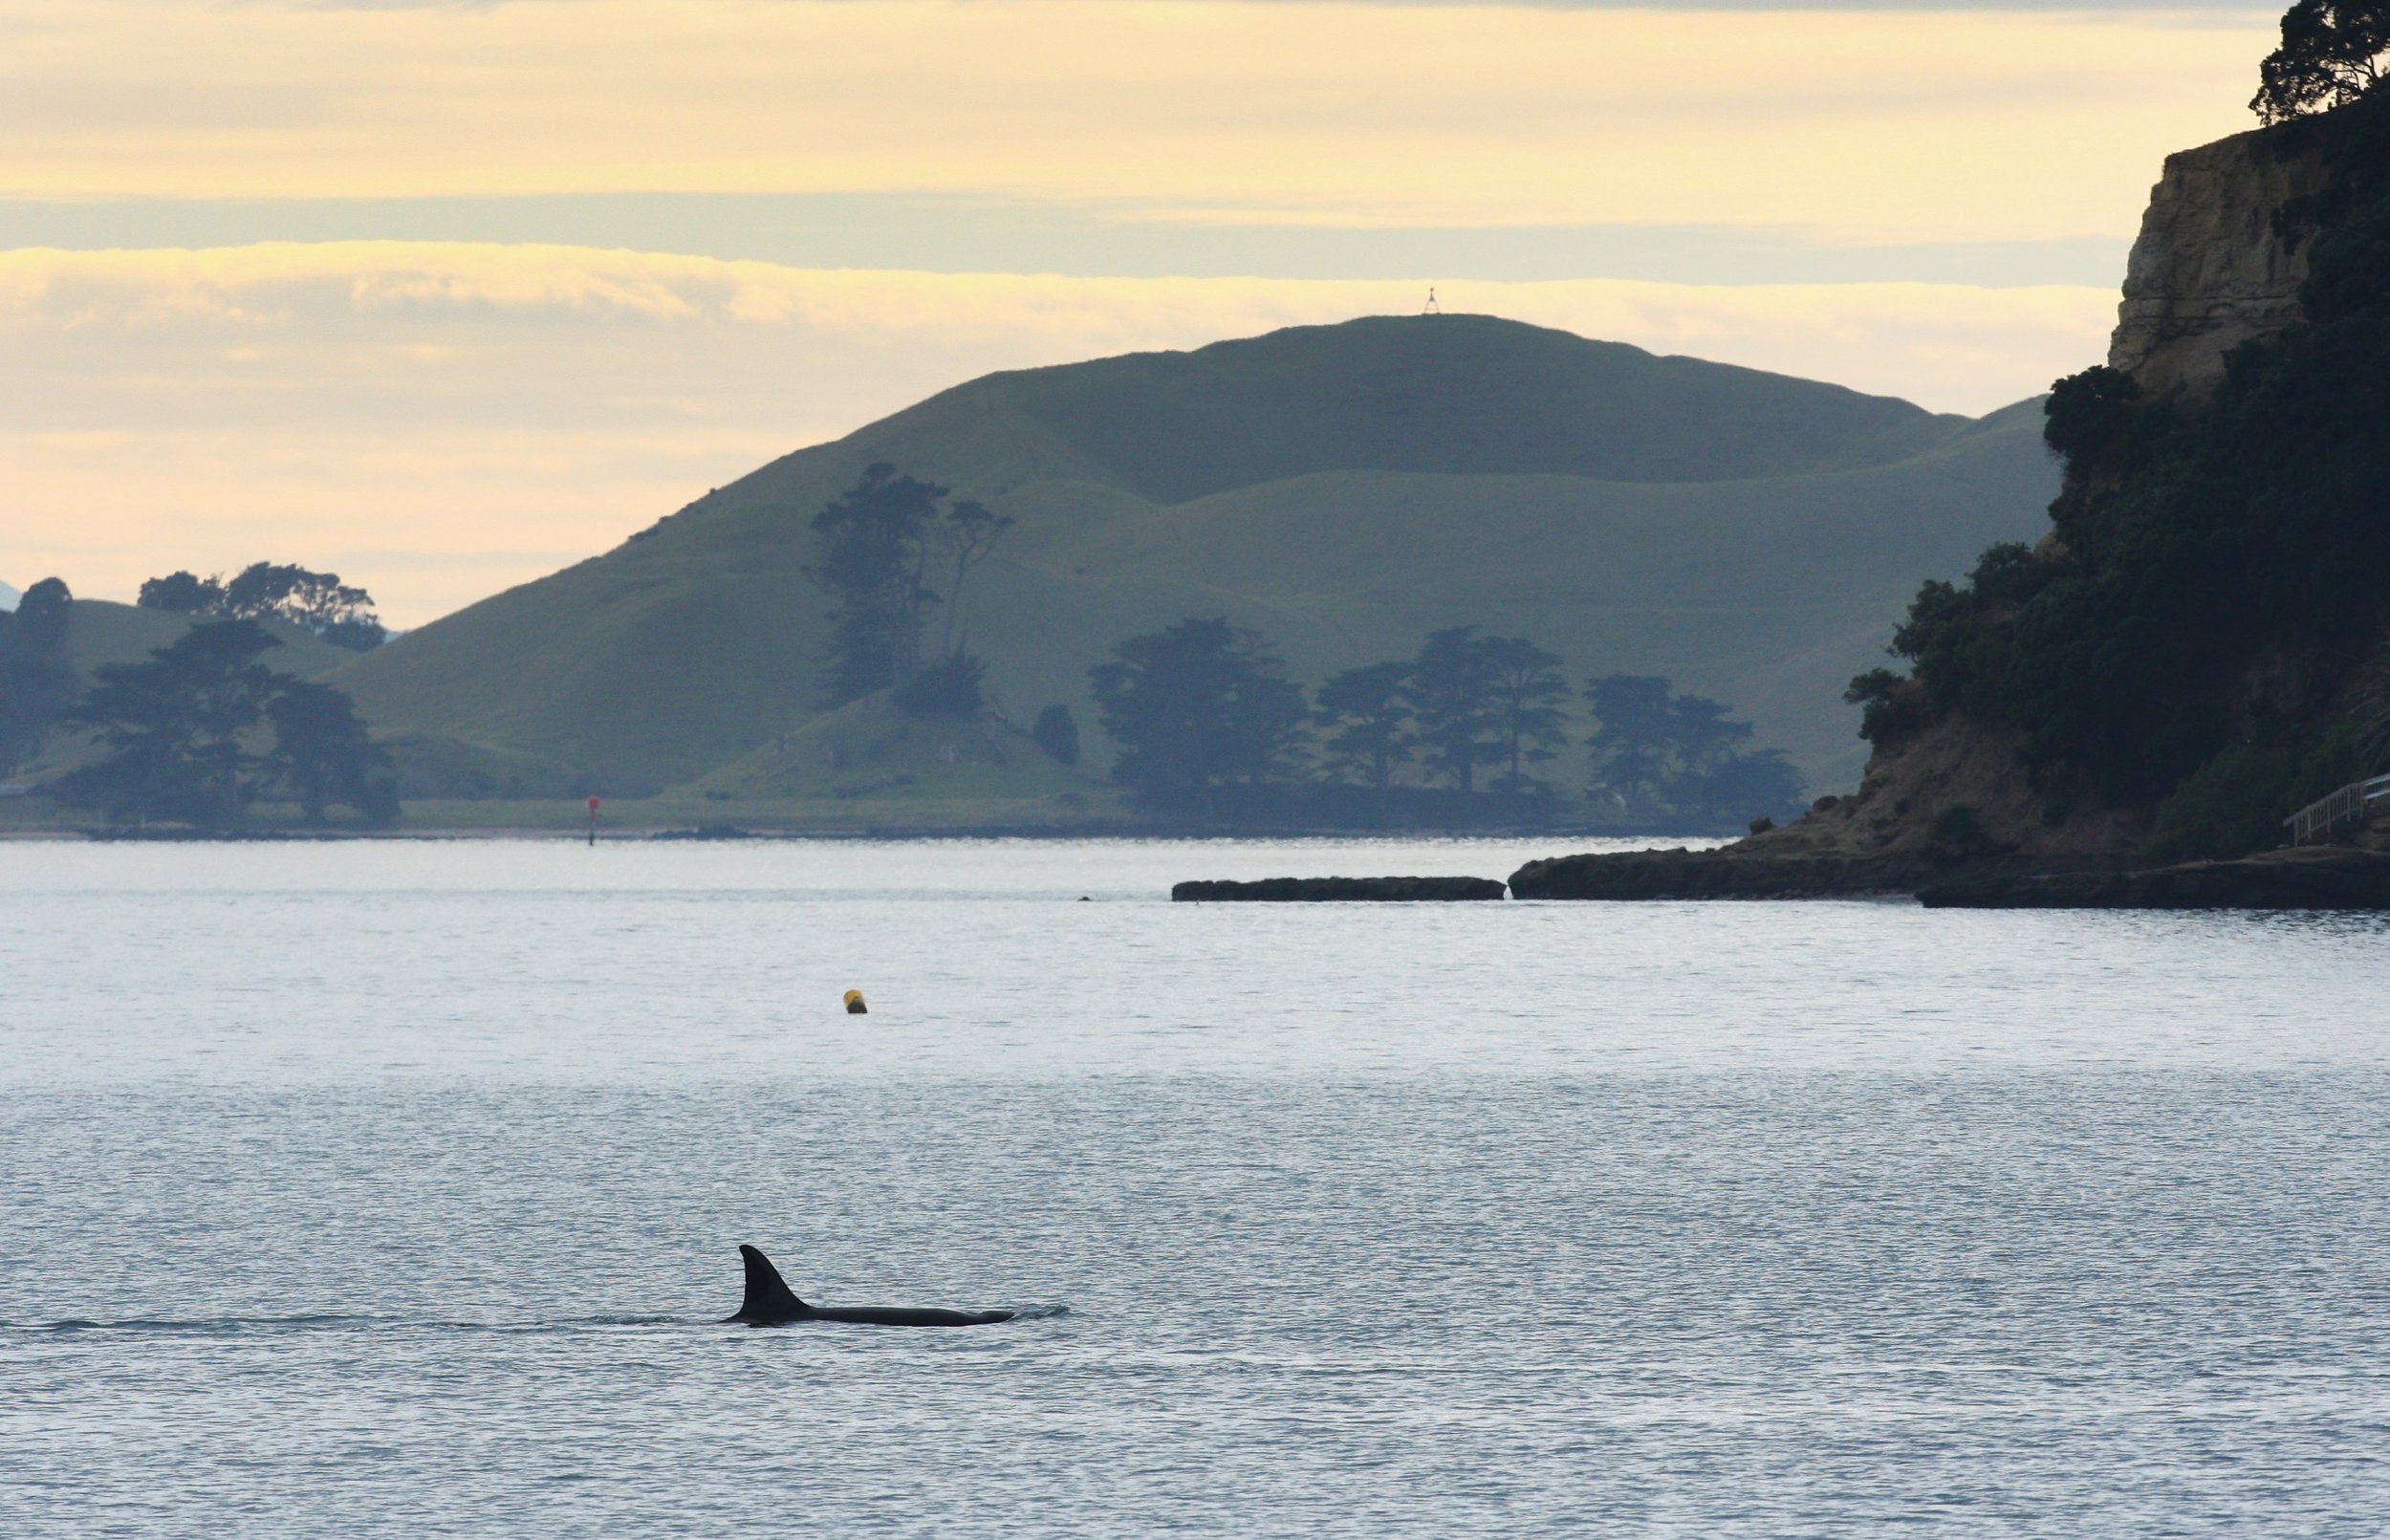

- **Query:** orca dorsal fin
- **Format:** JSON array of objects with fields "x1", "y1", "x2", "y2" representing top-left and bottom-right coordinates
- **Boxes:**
[{"x1": 732, "y1": 1244, "x2": 810, "y2": 1322}]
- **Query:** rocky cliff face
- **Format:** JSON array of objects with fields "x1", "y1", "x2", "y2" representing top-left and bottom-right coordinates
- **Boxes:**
[
  {"x1": 1742, "y1": 714, "x2": 2141, "y2": 864},
  {"x1": 2108, "y1": 124, "x2": 2332, "y2": 393}
]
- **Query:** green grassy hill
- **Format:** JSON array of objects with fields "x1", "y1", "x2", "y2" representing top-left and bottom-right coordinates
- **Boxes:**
[
  {"x1": 333, "y1": 315, "x2": 2059, "y2": 799},
  {"x1": 57, "y1": 600, "x2": 356, "y2": 683}
]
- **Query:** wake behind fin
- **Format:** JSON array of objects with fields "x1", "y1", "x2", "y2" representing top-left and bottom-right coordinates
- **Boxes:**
[{"x1": 730, "y1": 1244, "x2": 810, "y2": 1323}]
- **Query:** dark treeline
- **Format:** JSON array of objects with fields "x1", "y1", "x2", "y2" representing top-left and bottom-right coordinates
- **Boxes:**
[
  {"x1": 1088, "y1": 618, "x2": 1804, "y2": 833},
  {"x1": 797, "y1": 466, "x2": 1804, "y2": 833}
]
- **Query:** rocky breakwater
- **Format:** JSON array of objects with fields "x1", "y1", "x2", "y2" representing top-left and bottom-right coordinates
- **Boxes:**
[
  {"x1": 1172, "y1": 876, "x2": 1506, "y2": 901},
  {"x1": 1508, "y1": 845, "x2": 1921, "y2": 900}
]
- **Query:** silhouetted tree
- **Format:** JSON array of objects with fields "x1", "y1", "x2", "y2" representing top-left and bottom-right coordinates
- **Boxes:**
[
  {"x1": 1586, "y1": 673, "x2": 1803, "y2": 829},
  {"x1": 808, "y1": 465, "x2": 945, "y2": 704},
  {"x1": 2253, "y1": 1, "x2": 2390, "y2": 123},
  {"x1": 807, "y1": 465, "x2": 1011, "y2": 706},
  {"x1": 1844, "y1": 666, "x2": 1928, "y2": 744},
  {"x1": 1584, "y1": 674, "x2": 1678, "y2": 817},
  {"x1": 1479, "y1": 636, "x2": 1570, "y2": 793},
  {"x1": 936, "y1": 498, "x2": 1014, "y2": 659},
  {"x1": 1032, "y1": 704, "x2": 1081, "y2": 766},
  {"x1": 1407, "y1": 627, "x2": 1501, "y2": 792},
  {"x1": 219, "y1": 563, "x2": 383, "y2": 649},
  {"x1": 0, "y1": 577, "x2": 76, "y2": 773},
  {"x1": 891, "y1": 651, "x2": 987, "y2": 718},
  {"x1": 59, "y1": 621, "x2": 284, "y2": 827},
  {"x1": 57, "y1": 620, "x2": 399, "y2": 827},
  {"x1": 11, "y1": 576, "x2": 73, "y2": 637},
  {"x1": 265, "y1": 679, "x2": 398, "y2": 824},
  {"x1": 137, "y1": 571, "x2": 217, "y2": 614},
  {"x1": 1090, "y1": 618, "x2": 1308, "y2": 804},
  {"x1": 1314, "y1": 661, "x2": 1412, "y2": 791},
  {"x1": 1667, "y1": 692, "x2": 1756, "y2": 777},
  {"x1": 1672, "y1": 748, "x2": 1805, "y2": 829},
  {"x1": 137, "y1": 562, "x2": 385, "y2": 650}
]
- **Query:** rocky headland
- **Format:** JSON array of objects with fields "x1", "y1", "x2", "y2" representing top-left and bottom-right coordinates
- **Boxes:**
[{"x1": 1511, "y1": 99, "x2": 2390, "y2": 907}]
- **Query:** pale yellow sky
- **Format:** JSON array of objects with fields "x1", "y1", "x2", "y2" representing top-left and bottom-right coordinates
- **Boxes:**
[
  {"x1": 0, "y1": 1, "x2": 2281, "y2": 623},
  {"x1": 1, "y1": 2, "x2": 2262, "y2": 235}
]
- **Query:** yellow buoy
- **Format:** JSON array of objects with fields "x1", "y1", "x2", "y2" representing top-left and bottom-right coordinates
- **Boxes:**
[{"x1": 843, "y1": 989, "x2": 868, "y2": 1014}]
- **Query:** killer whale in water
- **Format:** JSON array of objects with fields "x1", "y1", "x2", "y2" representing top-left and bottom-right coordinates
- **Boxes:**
[{"x1": 727, "y1": 1245, "x2": 1016, "y2": 1327}]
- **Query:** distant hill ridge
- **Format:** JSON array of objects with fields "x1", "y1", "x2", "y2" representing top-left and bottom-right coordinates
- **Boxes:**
[
  {"x1": 702, "y1": 315, "x2": 1972, "y2": 512},
  {"x1": 332, "y1": 314, "x2": 2057, "y2": 799}
]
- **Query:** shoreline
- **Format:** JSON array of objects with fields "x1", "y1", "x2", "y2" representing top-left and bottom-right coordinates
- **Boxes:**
[{"x1": 0, "y1": 821, "x2": 1718, "y2": 845}]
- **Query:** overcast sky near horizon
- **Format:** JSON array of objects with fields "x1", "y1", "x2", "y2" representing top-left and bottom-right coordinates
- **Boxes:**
[{"x1": 2, "y1": 0, "x2": 2278, "y2": 625}]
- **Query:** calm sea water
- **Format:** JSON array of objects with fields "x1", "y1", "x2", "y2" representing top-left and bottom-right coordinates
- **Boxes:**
[{"x1": 8, "y1": 837, "x2": 2390, "y2": 1536}]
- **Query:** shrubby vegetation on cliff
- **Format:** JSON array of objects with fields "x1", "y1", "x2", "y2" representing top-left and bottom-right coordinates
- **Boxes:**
[{"x1": 1858, "y1": 89, "x2": 2390, "y2": 857}]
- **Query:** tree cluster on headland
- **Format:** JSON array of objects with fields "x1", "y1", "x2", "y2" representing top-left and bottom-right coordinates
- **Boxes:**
[{"x1": 2, "y1": 567, "x2": 400, "y2": 831}]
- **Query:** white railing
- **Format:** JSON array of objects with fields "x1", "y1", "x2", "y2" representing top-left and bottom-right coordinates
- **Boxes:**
[{"x1": 2284, "y1": 772, "x2": 2390, "y2": 846}]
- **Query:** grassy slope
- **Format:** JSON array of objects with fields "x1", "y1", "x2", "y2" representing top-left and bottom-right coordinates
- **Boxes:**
[
  {"x1": 685, "y1": 691, "x2": 1111, "y2": 804},
  {"x1": 334, "y1": 315, "x2": 2055, "y2": 796},
  {"x1": 59, "y1": 600, "x2": 357, "y2": 683}
]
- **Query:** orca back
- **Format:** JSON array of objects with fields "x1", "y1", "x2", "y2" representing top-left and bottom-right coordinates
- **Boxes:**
[
  {"x1": 728, "y1": 1244, "x2": 810, "y2": 1324},
  {"x1": 806, "y1": 1304, "x2": 1016, "y2": 1327}
]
